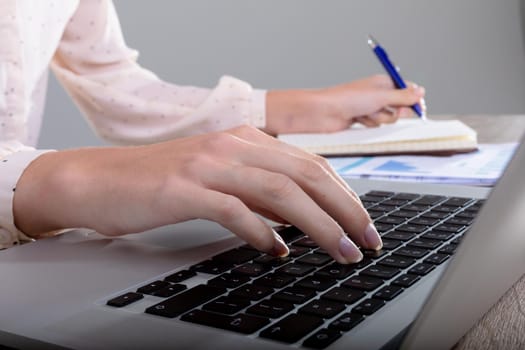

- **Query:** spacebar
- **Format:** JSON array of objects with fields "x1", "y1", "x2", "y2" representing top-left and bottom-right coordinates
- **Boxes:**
[
  {"x1": 145, "y1": 284, "x2": 226, "y2": 318},
  {"x1": 181, "y1": 309, "x2": 270, "y2": 334}
]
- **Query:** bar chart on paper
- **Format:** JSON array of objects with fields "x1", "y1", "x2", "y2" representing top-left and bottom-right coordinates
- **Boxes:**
[{"x1": 328, "y1": 143, "x2": 517, "y2": 186}]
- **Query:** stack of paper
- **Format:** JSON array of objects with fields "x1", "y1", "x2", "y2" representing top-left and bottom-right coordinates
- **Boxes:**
[{"x1": 327, "y1": 143, "x2": 517, "y2": 186}]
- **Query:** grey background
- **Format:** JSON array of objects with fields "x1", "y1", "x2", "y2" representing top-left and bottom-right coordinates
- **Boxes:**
[{"x1": 39, "y1": 0, "x2": 525, "y2": 149}]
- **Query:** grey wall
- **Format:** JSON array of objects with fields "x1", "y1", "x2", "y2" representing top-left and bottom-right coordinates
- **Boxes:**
[{"x1": 39, "y1": 0, "x2": 525, "y2": 149}]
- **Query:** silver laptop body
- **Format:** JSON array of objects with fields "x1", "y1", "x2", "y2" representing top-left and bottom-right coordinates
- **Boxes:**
[{"x1": 0, "y1": 139, "x2": 523, "y2": 350}]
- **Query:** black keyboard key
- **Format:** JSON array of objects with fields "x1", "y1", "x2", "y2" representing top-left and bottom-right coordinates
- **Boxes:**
[
  {"x1": 434, "y1": 223, "x2": 464, "y2": 233},
  {"x1": 456, "y1": 211, "x2": 477, "y2": 220},
  {"x1": 231, "y1": 263, "x2": 270, "y2": 277},
  {"x1": 408, "y1": 238, "x2": 442, "y2": 250},
  {"x1": 296, "y1": 253, "x2": 332, "y2": 266},
  {"x1": 303, "y1": 328, "x2": 342, "y2": 349},
  {"x1": 381, "y1": 198, "x2": 410, "y2": 207},
  {"x1": 432, "y1": 204, "x2": 460, "y2": 213},
  {"x1": 230, "y1": 284, "x2": 273, "y2": 301},
  {"x1": 374, "y1": 222, "x2": 395, "y2": 233},
  {"x1": 288, "y1": 245, "x2": 310, "y2": 257},
  {"x1": 299, "y1": 299, "x2": 345, "y2": 319},
  {"x1": 424, "y1": 253, "x2": 450, "y2": 265},
  {"x1": 439, "y1": 244, "x2": 458, "y2": 255},
  {"x1": 294, "y1": 237, "x2": 319, "y2": 248},
  {"x1": 442, "y1": 197, "x2": 471, "y2": 206},
  {"x1": 181, "y1": 309, "x2": 269, "y2": 334},
  {"x1": 361, "y1": 265, "x2": 401, "y2": 280},
  {"x1": 396, "y1": 223, "x2": 427, "y2": 234},
  {"x1": 247, "y1": 299, "x2": 294, "y2": 318},
  {"x1": 421, "y1": 211, "x2": 449, "y2": 220},
  {"x1": 445, "y1": 217, "x2": 473, "y2": 226},
  {"x1": 137, "y1": 280, "x2": 170, "y2": 295},
  {"x1": 295, "y1": 275, "x2": 336, "y2": 291},
  {"x1": 390, "y1": 210, "x2": 418, "y2": 219},
  {"x1": 380, "y1": 239, "x2": 402, "y2": 250},
  {"x1": 203, "y1": 296, "x2": 250, "y2": 315},
  {"x1": 383, "y1": 230, "x2": 417, "y2": 241},
  {"x1": 253, "y1": 273, "x2": 296, "y2": 289},
  {"x1": 154, "y1": 284, "x2": 186, "y2": 298},
  {"x1": 314, "y1": 247, "x2": 328, "y2": 255},
  {"x1": 363, "y1": 249, "x2": 388, "y2": 259},
  {"x1": 402, "y1": 204, "x2": 431, "y2": 212},
  {"x1": 351, "y1": 257, "x2": 374, "y2": 269},
  {"x1": 276, "y1": 226, "x2": 305, "y2": 242},
  {"x1": 376, "y1": 216, "x2": 406, "y2": 225},
  {"x1": 342, "y1": 276, "x2": 383, "y2": 291},
  {"x1": 369, "y1": 204, "x2": 396, "y2": 213},
  {"x1": 277, "y1": 263, "x2": 316, "y2": 277},
  {"x1": 164, "y1": 269, "x2": 196, "y2": 283},
  {"x1": 191, "y1": 260, "x2": 232, "y2": 275},
  {"x1": 392, "y1": 193, "x2": 419, "y2": 200},
  {"x1": 408, "y1": 217, "x2": 440, "y2": 226},
  {"x1": 329, "y1": 312, "x2": 364, "y2": 332},
  {"x1": 412, "y1": 195, "x2": 445, "y2": 205},
  {"x1": 421, "y1": 231, "x2": 454, "y2": 241},
  {"x1": 360, "y1": 194, "x2": 387, "y2": 203},
  {"x1": 208, "y1": 273, "x2": 250, "y2": 289},
  {"x1": 396, "y1": 247, "x2": 430, "y2": 259},
  {"x1": 366, "y1": 190, "x2": 395, "y2": 198},
  {"x1": 408, "y1": 263, "x2": 436, "y2": 276},
  {"x1": 273, "y1": 286, "x2": 317, "y2": 304},
  {"x1": 392, "y1": 274, "x2": 420, "y2": 288},
  {"x1": 107, "y1": 292, "x2": 143, "y2": 307},
  {"x1": 315, "y1": 263, "x2": 356, "y2": 280},
  {"x1": 212, "y1": 248, "x2": 261, "y2": 265},
  {"x1": 353, "y1": 298, "x2": 385, "y2": 315},
  {"x1": 322, "y1": 287, "x2": 365, "y2": 305},
  {"x1": 260, "y1": 313, "x2": 323, "y2": 343},
  {"x1": 379, "y1": 255, "x2": 416, "y2": 269},
  {"x1": 145, "y1": 284, "x2": 225, "y2": 318},
  {"x1": 373, "y1": 285, "x2": 403, "y2": 301},
  {"x1": 253, "y1": 254, "x2": 291, "y2": 267}
]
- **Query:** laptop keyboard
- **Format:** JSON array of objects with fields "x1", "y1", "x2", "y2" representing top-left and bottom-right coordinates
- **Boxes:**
[{"x1": 105, "y1": 191, "x2": 483, "y2": 349}]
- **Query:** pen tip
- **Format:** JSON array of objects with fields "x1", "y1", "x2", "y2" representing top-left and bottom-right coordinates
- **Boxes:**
[{"x1": 367, "y1": 34, "x2": 378, "y2": 48}]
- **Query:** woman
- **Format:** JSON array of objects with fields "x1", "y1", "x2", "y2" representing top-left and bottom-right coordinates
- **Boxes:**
[{"x1": 0, "y1": 0, "x2": 425, "y2": 264}]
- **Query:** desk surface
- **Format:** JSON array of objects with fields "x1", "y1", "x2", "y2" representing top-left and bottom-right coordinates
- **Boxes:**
[
  {"x1": 434, "y1": 115, "x2": 525, "y2": 349},
  {"x1": 434, "y1": 114, "x2": 525, "y2": 144}
]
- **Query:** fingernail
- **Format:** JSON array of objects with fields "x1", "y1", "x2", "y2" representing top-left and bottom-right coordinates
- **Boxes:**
[
  {"x1": 365, "y1": 223, "x2": 382, "y2": 250},
  {"x1": 269, "y1": 230, "x2": 289, "y2": 257},
  {"x1": 339, "y1": 236, "x2": 363, "y2": 263}
]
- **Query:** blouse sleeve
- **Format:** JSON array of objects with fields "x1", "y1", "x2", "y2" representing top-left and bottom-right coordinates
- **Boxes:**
[
  {"x1": 50, "y1": 0, "x2": 267, "y2": 145},
  {"x1": 0, "y1": 142, "x2": 54, "y2": 248}
]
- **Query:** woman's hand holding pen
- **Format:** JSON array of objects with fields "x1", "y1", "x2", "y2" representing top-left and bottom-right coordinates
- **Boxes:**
[
  {"x1": 13, "y1": 125, "x2": 382, "y2": 264},
  {"x1": 264, "y1": 74, "x2": 426, "y2": 135}
]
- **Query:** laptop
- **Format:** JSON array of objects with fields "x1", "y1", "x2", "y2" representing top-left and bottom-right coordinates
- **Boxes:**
[{"x1": 0, "y1": 137, "x2": 524, "y2": 350}]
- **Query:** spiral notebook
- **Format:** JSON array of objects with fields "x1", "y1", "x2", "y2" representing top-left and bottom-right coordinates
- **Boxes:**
[{"x1": 278, "y1": 119, "x2": 478, "y2": 156}]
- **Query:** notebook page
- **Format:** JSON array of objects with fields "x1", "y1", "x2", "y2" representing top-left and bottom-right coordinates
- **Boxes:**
[{"x1": 278, "y1": 119, "x2": 476, "y2": 148}]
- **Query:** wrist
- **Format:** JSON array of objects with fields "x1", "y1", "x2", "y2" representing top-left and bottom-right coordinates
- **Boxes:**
[
  {"x1": 264, "y1": 89, "x2": 318, "y2": 135},
  {"x1": 13, "y1": 150, "x2": 94, "y2": 237}
]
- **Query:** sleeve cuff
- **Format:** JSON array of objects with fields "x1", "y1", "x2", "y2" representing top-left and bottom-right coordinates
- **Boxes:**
[
  {"x1": 250, "y1": 89, "x2": 267, "y2": 129},
  {"x1": 0, "y1": 149, "x2": 56, "y2": 248}
]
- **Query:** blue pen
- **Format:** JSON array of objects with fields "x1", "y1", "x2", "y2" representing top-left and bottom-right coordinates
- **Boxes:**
[{"x1": 367, "y1": 35, "x2": 426, "y2": 119}]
